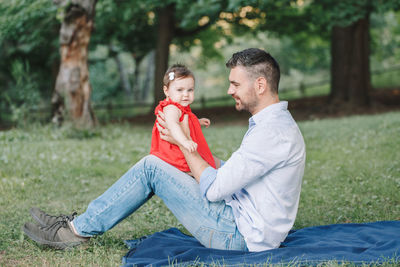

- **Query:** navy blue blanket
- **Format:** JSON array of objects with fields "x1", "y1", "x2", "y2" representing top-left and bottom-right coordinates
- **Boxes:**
[{"x1": 122, "y1": 221, "x2": 400, "y2": 266}]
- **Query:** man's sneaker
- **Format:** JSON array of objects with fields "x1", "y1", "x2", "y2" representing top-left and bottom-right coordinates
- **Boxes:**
[
  {"x1": 23, "y1": 220, "x2": 89, "y2": 250},
  {"x1": 30, "y1": 207, "x2": 77, "y2": 227}
]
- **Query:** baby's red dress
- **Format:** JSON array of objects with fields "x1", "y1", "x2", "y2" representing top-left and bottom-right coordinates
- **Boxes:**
[{"x1": 150, "y1": 99, "x2": 216, "y2": 172}]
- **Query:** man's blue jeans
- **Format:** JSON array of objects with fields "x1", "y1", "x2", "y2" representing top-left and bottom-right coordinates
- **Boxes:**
[{"x1": 72, "y1": 155, "x2": 247, "y2": 250}]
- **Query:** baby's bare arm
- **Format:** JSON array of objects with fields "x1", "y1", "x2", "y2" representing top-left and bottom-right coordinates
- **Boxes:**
[
  {"x1": 163, "y1": 105, "x2": 197, "y2": 152},
  {"x1": 199, "y1": 118, "x2": 211, "y2": 128}
]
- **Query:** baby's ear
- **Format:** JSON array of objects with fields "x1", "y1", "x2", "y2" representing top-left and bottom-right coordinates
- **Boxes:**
[{"x1": 163, "y1": 85, "x2": 169, "y2": 97}]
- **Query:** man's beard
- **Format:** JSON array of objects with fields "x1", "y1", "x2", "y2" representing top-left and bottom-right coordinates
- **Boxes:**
[{"x1": 234, "y1": 94, "x2": 257, "y2": 114}]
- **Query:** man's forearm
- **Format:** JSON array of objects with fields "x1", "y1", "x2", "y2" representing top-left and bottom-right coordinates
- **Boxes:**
[{"x1": 181, "y1": 148, "x2": 210, "y2": 183}]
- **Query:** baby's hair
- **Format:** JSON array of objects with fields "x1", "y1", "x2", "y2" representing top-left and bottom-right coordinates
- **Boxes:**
[{"x1": 163, "y1": 64, "x2": 195, "y2": 88}]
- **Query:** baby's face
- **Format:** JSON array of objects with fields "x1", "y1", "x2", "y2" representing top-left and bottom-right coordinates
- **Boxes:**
[{"x1": 164, "y1": 77, "x2": 195, "y2": 106}]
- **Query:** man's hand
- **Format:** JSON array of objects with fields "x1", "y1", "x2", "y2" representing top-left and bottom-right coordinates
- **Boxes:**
[
  {"x1": 156, "y1": 111, "x2": 190, "y2": 145},
  {"x1": 199, "y1": 118, "x2": 211, "y2": 128}
]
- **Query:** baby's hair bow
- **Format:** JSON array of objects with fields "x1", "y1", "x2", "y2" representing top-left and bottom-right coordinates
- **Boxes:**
[{"x1": 168, "y1": 72, "x2": 175, "y2": 81}]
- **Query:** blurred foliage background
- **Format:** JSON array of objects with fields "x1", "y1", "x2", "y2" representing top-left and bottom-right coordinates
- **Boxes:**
[{"x1": 0, "y1": 0, "x2": 400, "y2": 127}]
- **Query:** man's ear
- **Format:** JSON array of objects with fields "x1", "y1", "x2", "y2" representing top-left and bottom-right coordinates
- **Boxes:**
[
  {"x1": 254, "y1": 77, "x2": 268, "y2": 95},
  {"x1": 163, "y1": 85, "x2": 169, "y2": 97}
]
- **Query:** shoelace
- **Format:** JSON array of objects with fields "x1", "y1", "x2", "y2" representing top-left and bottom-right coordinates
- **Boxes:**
[
  {"x1": 47, "y1": 212, "x2": 77, "y2": 223},
  {"x1": 40, "y1": 212, "x2": 77, "y2": 239}
]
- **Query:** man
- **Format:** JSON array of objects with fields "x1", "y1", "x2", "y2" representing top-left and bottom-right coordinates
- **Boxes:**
[{"x1": 23, "y1": 48, "x2": 305, "y2": 252}]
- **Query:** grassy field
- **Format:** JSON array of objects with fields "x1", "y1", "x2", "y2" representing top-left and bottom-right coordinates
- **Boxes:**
[{"x1": 0, "y1": 111, "x2": 399, "y2": 266}]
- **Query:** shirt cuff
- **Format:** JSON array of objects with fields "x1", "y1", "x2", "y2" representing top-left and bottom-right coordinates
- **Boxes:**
[{"x1": 199, "y1": 166, "x2": 217, "y2": 198}]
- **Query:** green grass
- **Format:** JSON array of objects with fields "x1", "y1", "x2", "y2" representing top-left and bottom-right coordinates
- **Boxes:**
[{"x1": 0, "y1": 112, "x2": 399, "y2": 266}]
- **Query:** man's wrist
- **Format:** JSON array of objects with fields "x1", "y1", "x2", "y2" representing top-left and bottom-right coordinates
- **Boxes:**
[
  {"x1": 181, "y1": 149, "x2": 210, "y2": 182},
  {"x1": 199, "y1": 167, "x2": 217, "y2": 198}
]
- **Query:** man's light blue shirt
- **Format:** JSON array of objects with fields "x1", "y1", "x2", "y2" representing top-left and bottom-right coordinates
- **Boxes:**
[{"x1": 200, "y1": 101, "x2": 306, "y2": 251}]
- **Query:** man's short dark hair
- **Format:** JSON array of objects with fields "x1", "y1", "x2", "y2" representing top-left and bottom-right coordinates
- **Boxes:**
[{"x1": 226, "y1": 48, "x2": 280, "y2": 94}]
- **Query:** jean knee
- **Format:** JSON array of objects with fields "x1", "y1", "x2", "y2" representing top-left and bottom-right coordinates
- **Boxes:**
[{"x1": 140, "y1": 155, "x2": 163, "y2": 169}]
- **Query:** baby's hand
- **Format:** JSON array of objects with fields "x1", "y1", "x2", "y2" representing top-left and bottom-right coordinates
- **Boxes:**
[
  {"x1": 199, "y1": 118, "x2": 211, "y2": 128},
  {"x1": 182, "y1": 140, "x2": 198, "y2": 153}
]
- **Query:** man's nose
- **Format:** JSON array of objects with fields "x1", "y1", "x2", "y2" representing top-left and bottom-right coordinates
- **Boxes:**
[{"x1": 227, "y1": 85, "x2": 234, "y2": 95}]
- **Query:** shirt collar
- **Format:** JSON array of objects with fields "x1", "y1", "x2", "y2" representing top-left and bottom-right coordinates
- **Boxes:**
[{"x1": 249, "y1": 101, "x2": 288, "y2": 126}]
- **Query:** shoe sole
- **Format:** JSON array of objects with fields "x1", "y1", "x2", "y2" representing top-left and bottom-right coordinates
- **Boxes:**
[{"x1": 22, "y1": 224, "x2": 83, "y2": 250}]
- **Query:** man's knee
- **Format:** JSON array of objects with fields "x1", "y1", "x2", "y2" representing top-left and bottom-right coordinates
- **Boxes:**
[
  {"x1": 132, "y1": 155, "x2": 166, "y2": 176},
  {"x1": 140, "y1": 155, "x2": 163, "y2": 168}
]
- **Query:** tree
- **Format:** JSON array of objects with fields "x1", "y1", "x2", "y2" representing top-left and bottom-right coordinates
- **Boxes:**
[
  {"x1": 88, "y1": 0, "x2": 232, "y2": 109},
  {"x1": 92, "y1": 0, "x2": 156, "y2": 102},
  {"x1": 147, "y1": 0, "x2": 231, "y2": 108},
  {"x1": 153, "y1": 4, "x2": 175, "y2": 106},
  {"x1": 247, "y1": 0, "x2": 400, "y2": 107},
  {"x1": 0, "y1": 0, "x2": 59, "y2": 123},
  {"x1": 330, "y1": 14, "x2": 370, "y2": 106},
  {"x1": 312, "y1": 1, "x2": 400, "y2": 106},
  {"x1": 91, "y1": 0, "x2": 228, "y2": 107},
  {"x1": 52, "y1": 0, "x2": 98, "y2": 127}
]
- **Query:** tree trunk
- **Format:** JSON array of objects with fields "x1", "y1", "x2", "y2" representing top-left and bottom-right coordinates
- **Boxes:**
[
  {"x1": 52, "y1": 0, "x2": 97, "y2": 127},
  {"x1": 153, "y1": 4, "x2": 175, "y2": 108},
  {"x1": 110, "y1": 46, "x2": 132, "y2": 97},
  {"x1": 132, "y1": 54, "x2": 144, "y2": 102},
  {"x1": 142, "y1": 51, "x2": 155, "y2": 102},
  {"x1": 330, "y1": 15, "x2": 371, "y2": 107}
]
